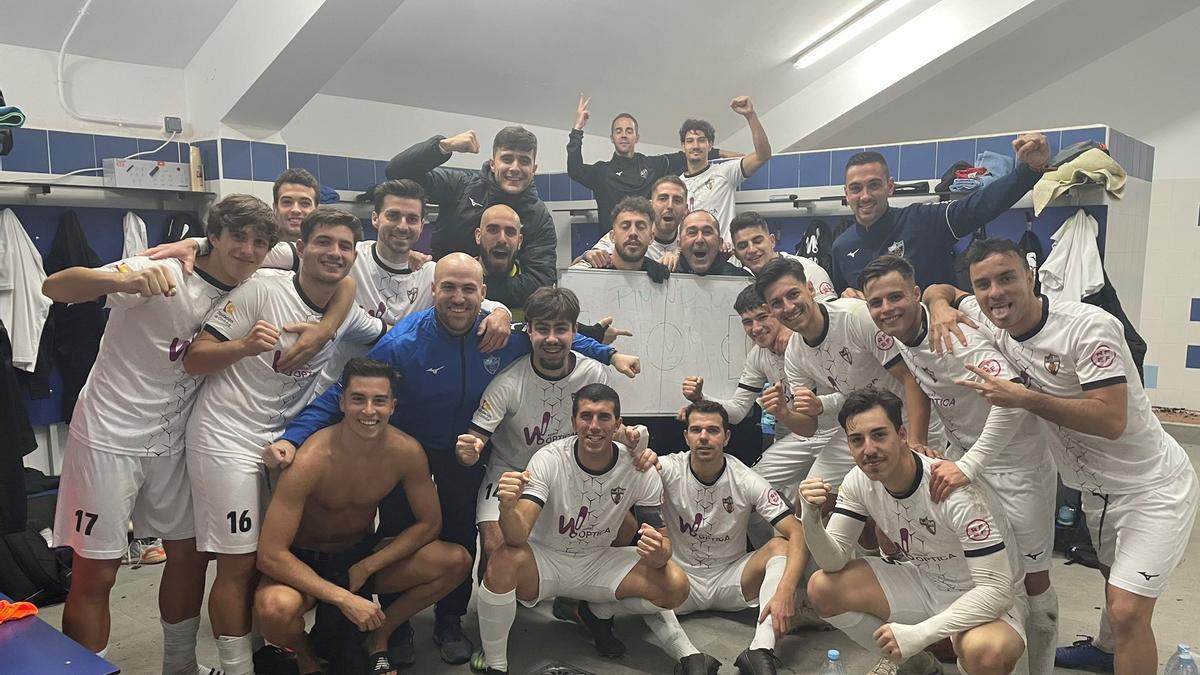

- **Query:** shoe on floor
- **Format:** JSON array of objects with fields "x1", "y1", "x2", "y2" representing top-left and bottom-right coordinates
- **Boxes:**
[
  {"x1": 575, "y1": 601, "x2": 627, "y2": 658},
  {"x1": 734, "y1": 647, "x2": 779, "y2": 674},
  {"x1": 675, "y1": 652, "x2": 720, "y2": 675},
  {"x1": 433, "y1": 614, "x2": 473, "y2": 665},
  {"x1": 252, "y1": 644, "x2": 299, "y2": 675},
  {"x1": 387, "y1": 622, "x2": 415, "y2": 669},
  {"x1": 470, "y1": 647, "x2": 487, "y2": 672},
  {"x1": 1055, "y1": 635, "x2": 1114, "y2": 673},
  {"x1": 551, "y1": 596, "x2": 580, "y2": 623},
  {"x1": 124, "y1": 538, "x2": 166, "y2": 566}
]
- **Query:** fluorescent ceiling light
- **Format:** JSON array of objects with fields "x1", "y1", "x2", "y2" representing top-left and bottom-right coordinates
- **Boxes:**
[{"x1": 793, "y1": 0, "x2": 912, "y2": 69}]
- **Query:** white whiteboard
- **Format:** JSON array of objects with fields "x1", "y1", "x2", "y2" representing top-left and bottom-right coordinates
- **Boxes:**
[{"x1": 559, "y1": 268, "x2": 753, "y2": 416}]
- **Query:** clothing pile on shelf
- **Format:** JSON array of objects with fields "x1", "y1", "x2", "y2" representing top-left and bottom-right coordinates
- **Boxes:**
[
  {"x1": 948, "y1": 150, "x2": 1014, "y2": 192},
  {"x1": 1033, "y1": 147, "x2": 1126, "y2": 215}
]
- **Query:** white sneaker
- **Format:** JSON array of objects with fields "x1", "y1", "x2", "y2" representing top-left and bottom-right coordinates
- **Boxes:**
[
  {"x1": 123, "y1": 538, "x2": 166, "y2": 566},
  {"x1": 867, "y1": 651, "x2": 943, "y2": 675}
]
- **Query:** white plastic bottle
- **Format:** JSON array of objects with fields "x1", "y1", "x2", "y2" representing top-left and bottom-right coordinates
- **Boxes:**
[
  {"x1": 818, "y1": 648, "x2": 849, "y2": 675},
  {"x1": 1166, "y1": 645, "x2": 1199, "y2": 675}
]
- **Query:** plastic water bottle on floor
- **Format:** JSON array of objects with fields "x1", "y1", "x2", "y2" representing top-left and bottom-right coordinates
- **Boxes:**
[
  {"x1": 1166, "y1": 645, "x2": 1199, "y2": 675},
  {"x1": 818, "y1": 649, "x2": 848, "y2": 675}
]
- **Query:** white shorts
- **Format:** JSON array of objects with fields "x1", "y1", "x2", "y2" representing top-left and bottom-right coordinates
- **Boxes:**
[
  {"x1": 865, "y1": 556, "x2": 1027, "y2": 646},
  {"x1": 52, "y1": 436, "x2": 195, "y2": 558},
  {"x1": 753, "y1": 429, "x2": 837, "y2": 497},
  {"x1": 676, "y1": 553, "x2": 753, "y2": 615},
  {"x1": 524, "y1": 542, "x2": 642, "y2": 608},
  {"x1": 1081, "y1": 467, "x2": 1200, "y2": 598},
  {"x1": 187, "y1": 451, "x2": 270, "y2": 554},
  {"x1": 476, "y1": 460, "x2": 521, "y2": 525},
  {"x1": 979, "y1": 463, "x2": 1056, "y2": 574}
]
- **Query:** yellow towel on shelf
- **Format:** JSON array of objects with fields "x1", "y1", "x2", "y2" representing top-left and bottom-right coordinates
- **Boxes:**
[{"x1": 1032, "y1": 148, "x2": 1126, "y2": 215}]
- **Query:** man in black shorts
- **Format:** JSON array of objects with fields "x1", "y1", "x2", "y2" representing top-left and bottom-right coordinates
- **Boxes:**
[{"x1": 254, "y1": 358, "x2": 472, "y2": 674}]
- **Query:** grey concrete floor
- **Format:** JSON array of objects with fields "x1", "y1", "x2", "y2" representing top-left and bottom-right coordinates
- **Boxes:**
[{"x1": 38, "y1": 440, "x2": 1200, "y2": 675}]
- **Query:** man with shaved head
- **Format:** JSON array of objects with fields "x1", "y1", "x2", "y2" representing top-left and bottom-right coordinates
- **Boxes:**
[{"x1": 270, "y1": 253, "x2": 641, "y2": 667}]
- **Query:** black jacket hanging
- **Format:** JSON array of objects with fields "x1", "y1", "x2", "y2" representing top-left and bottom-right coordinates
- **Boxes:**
[
  {"x1": 42, "y1": 211, "x2": 108, "y2": 422},
  {"x1": 0, "y1": 320, "x2": 37, "y2": 533},
  {"x1": 798, "y1": 218, "x2": 834, "y2": 274}
]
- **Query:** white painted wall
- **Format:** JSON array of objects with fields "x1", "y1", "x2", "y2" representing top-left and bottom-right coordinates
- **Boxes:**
[
  {"x1": 281, "y1": 94, "x2": 679, "y2": 172},
  {"x1": 0, "y1": 43, "x2": 187, "y2": 139}
]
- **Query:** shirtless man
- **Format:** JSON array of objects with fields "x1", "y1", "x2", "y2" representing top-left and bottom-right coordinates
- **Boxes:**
[{"x1": 254, "y1": 357, "x2": 472, "y2": 675}]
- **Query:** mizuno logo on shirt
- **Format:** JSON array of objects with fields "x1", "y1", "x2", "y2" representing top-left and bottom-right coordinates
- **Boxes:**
[
  {"x1": 426, "y1": 366, "x2": 445, "y2": 374},
  {"x1": 614, "y1": 171, "x2": 623, "y2": 176},
  {"x1": 1139, "y1": 571, "x2": 1160, "y2": 581},
  {"x1": 469, "y1": 197, "x2": 483, "y2": 208},
  {"x1": 847, "y1": 249, "x2": 860, "y2": 258}
]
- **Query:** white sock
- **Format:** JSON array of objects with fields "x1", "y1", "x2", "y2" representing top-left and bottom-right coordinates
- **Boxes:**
[
  {"x1": 642, "y1": 611, "x2": 700, "y2": 661},
  {"x1": 1027, "y1": 587, "x2": 1059, "y2": 674},
  {"x1": 826, "y1": 611, "x2": 885, "y2": 655},
  {"x1": 161, "y1": 617, "x2": 201, "y2": 675},
  {"x1": 750, "y1": 556, "x2": 788, "y2": 651},
  {"x1": 478, "y1": 583, "x2": 517, "y2": 673},
  {"x1": 1095, "y1": 604, "x2": 1114, "y2": 653},
  {"x1": 215, "y1": 634, "x2": 253, "y2": 675}
]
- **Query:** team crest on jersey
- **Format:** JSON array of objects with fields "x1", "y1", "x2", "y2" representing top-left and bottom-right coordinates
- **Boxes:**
[
  {"x1": 839, "y1": 347, "x2": 853, "y2": 364},
  {"x1": 407, "y1": 287, "x2": 418, "y2": 303},
  {"x1": 919, "y1": 516, "x2": 937, "y2": 535},
  {"x1": 977, "y1": 359, "x2": 1002, "y2": 377},
  {"x1": 875, "y1": 331, "x2": 895, "y2": 350},
  {"x1": 483, "y1": 354, "x2": 501, "y2": 374},
  {"x1": 965, "y1": 518, "x2": 991, "y2": 541},
  {"x1": 819, "y1": 281, "x2": 834, "y2": 296},
  {"x1": 479, "y1": 399, "x2": 494, "y2": 415},
  {"x1": 610, "y1": 486, "x2": 626, "y2": 505},
  {"x1": 222, "y1": 301, "x2": 236, "y2": 314},
  {"x1": 722, "y1": 496, "x2": 734, "y2": 513},
  {"x1": 1044, "y1": 354, "x2": 1061, "y2": 375},
  {"x1": 116, "y1": 262, "x2": 132, "y2": 273},
  {"x1": 640, "y1": 168, "x2": 648, "y2": 178},
  {"x1": 1090, "y1": 344, "x2": 1116, "y2": 368},
  {"x1": 887, "y1": 240, "x2": 905, "y2": 257}
]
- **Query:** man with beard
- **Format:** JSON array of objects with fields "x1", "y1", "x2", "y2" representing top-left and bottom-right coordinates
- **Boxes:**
[
  {"x1": 830, "y1": 133, "x2": 1050, "y2": 297},
  {"x1": 386, "y1": 127, "x2": 554, "y2": 309},
  {"x1": 860, "y1": 254, "x2": 1058, "y2": 673},
  {"x1": 571, "y1": 197, "x2": 670, "y2": 282},
  {"x1": 645, "y1": 400, "x2": 807, "y2": 675},
  {"x1": 268, "y1": 254, "x2": 638, "y2": 666},
  {"x1": 182, "y1": 208, "x2": 388, "y2": 675},
  {"x1": 475, "y1": 383, "x2": 692, "y2": 675},
  {"x1": 924, "y1": 239, "x2": 1199, "y2": 675},
  {"x1": 801, "y1": 388, "x2": 1025, "y2": 675},
  {"x1": 676, "y1": 210, "x2": 751, "y2": 277},
  {"x1": 313, "y1": 180, "x2": 512, "y2": 396},
  {"x1": 577, "y1": 176, "x2": 688, "y2": 270},
  {"x1": 567, "y1": 97, "x2": 732, "y2": 233}
]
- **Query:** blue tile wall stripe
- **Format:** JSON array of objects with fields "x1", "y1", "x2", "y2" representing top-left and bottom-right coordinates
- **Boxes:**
[
  {"x1": 1143, "y1": 364, "x2": 1158, "y2": 389},
  {"x1": 48, "y1": 131, "x2": 99, "y2": 176},
  {"x1": 220, "y1": 139, "x2": 252, "y2": 180},
  {"x1": 830, "y1": 148, "x2": 864, "y2": 179},
  {"x1": 347, "y1": 158, "x2": 377, "y2": 191},
  {"x1": 1187, "y1": 345, "x2": 1200, "y2": 370},
  {"x1": 897, "y1": 142, "x2": 935, "y2": 182},
  {"x1": 1191, "y1": 298, "x2": 1200, "y2": 322},
  {"x1": 866, "y1": 146, "x2": 900, "y2": 177},
  {"x1": 767, "y1": 154, "x2": 799, "y2": 189},
  {"x1": 798, "y1": 152, "x2": 831, "y2": 187},
  {"x1": 533, "y1": 175, "x2": 551, "y2": 200},
  {"x1": 196, "y1": 140, "x2": 219, "y2": 180},
  {"x1": 570, "y1": 178, "x2": 593, "y2": 201},
  {"x1": 250, "y1": 142, "x2": 287, "y2": 182},
  {"x1": 740, "y1": 160, "x2": 769, "y2": 191},
  {"x1": 288, "y1": 152, "x2": 320, "y2": 182},
  {"x1": 3, "y1": 128, "x2": 50, "y2": 173},
  {"x1": 935, "y1": 138, "x2": 976, "y2": 177},
  {"x1": 549, "y1": 173, "x2": 571, "y2": 202},
  {"x1": 318, "y1": 154, "x2": 350, "y2": 191}
]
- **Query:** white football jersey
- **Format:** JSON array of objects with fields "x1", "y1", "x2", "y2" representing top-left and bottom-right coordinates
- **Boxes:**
[
  {"x1": 591, "y1": 230, "x2": 680, "y2": 262},
  {"x1": 471, "y1": 353, "x2": 610, "y2": 470},
  {"x1": 895, "y1": 306, "x2": 1049, "y2": 472},
  {"x1": 958, "y1": 295, "x2": 1190, "y2": 494},
  {"x1": 658, "y1": 452, "x2": 790, "y2": 569},
  {"x1": 262, "y1": 242, "x2": 299, "y2": 271},
  {"x1": 783, "y1": 299, "x2": 904, "y2": 399},
  {"x1": 680, "y1": 159, "x2": 746, "y2": 242},
  {"x1": 777, "y1": 252, "x2": 837, "y2": 302},
  {"x1": 523, "y1": 436, "x2": 662, "y2": 556},
  {"x1": 315, "y1": 241, "x2": 434, "y2": 395},
  {"x1": 836, "y1": 453, "x2": 1023, "y2": 600},
  {"x1": 725, "y1": 343, "x2": 841, "y2": 442},
  {"x1": 186, "y1": 272, "x2": 385, "y2": 460},
  {"x1": 69, "y1": 257, "x2": 233, "y2": 457}
]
